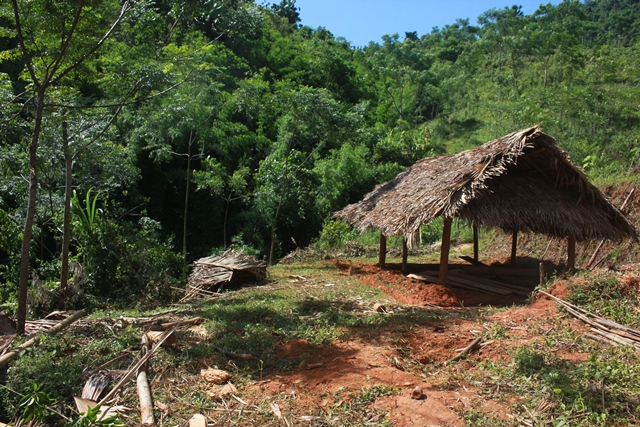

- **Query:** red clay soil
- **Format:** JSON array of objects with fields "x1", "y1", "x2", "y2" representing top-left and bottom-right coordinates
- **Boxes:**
[
  {"x1": 242, "y1": 263, "x2": 599, "y2": 426},
  {"x1": 244, "y1": 183, "x2": 640, "y2": 425}
]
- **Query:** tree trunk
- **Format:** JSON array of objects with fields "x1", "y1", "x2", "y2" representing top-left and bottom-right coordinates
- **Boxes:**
[
  {"x1": 60, "y1": 119, "x2": 72, "y2": 311},
  {"x1": 223, "y1": 196, "x2": 230, "y2": 248},
  {"x1": 182, "y1": 142, "x2": 191, "y2": 257},
  {"x1": 17, "y1": 89, "x2": 46, "y2": 335}
]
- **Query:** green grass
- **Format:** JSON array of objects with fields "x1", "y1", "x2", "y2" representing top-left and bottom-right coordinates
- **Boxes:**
[{"x1": 5, "y1": 258, "x2": 640, "y2": 426}]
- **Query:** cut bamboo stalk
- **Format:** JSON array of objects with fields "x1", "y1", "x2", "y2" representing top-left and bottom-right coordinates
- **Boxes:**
[
  {"x1": 99, "y1": 326, "x2": 177, "y2": 406},
  {"x1": 587, "y1": 188, "x2": 634, "y2": 268},
  {"x1": 439, "y1": 219, "x2": 452, "y2": 285},
  {"x1": 585, "y1": 333, "x2": 618, "y2": 346},
  {"x1": 137, "y1": 334, "x2": 154, "y2": 426},
  {"x1": 590, "y1": 328, "x2": 640, "y2": 350},
  {"x1": 446, "y1": 337, "x2": 482, "y2": 363},
  {"x1": 0, "y1": 310, "x2": 86, "y2": 369}
]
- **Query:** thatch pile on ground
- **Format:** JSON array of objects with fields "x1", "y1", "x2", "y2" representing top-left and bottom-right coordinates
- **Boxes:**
[
  {"x1": 183, "y1": 251, "x2": 267, "y2": 301},
  {"x1": 334, "y1": 126, "x2": 637, "y2": 247}
]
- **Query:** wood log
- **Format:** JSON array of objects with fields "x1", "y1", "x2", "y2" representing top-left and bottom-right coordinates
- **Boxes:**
[
  {"x1": 137, "y1": 334, "x2": 155, "y2": 426},
  {"x1": 0, "y1": 310, "x2": 86, "y2": 369},
  {"x1": 446, "y1": 337, "x2": 482, "y2": 363}
]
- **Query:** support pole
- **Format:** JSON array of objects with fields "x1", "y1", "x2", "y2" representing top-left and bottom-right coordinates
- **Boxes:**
[
  {"x1": 439, "y1": 219, "x2": 452, "y2": 285},
  {"x1": 379, "y1": 233, "x2": 387, "y2": 268},
  {"x1": 567, "y1": 234, "x2": 576, "y2": 271},
  {"x1": 402, "y1": 236, "x2": 408, "y2": 274},
  {"x1": 510, "y1": 231, "x2": 518, "y2": 266},
  {"x1": 473, "y1": 222, "x2": 479, "y2": 262}
]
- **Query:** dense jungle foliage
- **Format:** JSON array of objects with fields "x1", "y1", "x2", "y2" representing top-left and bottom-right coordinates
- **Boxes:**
[{"x1": 0, "y1": 0, "x2": 639, "y2": 311}]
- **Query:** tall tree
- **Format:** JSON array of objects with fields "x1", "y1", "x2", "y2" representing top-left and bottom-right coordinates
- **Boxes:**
[{"x1": 3, "y1": 0, "x2": 131, "y2": 333}]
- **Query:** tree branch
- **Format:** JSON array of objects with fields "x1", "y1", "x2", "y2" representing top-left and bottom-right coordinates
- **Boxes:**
[{"x1": 51, "y1": 0, "x2": 131, "y2": 87}]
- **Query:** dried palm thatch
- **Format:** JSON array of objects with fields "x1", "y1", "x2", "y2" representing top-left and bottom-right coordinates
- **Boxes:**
[
  {"x1": 183, "y1": 251, "x2": 267, "y2": 300},
  {"x1": 334, "y1": 126, "x2": 636, "y2": 247}
]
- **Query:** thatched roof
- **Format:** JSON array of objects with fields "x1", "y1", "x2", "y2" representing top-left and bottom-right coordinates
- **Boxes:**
[{"x1": 334, "y1": 126, "x2": 636, "y2": 246}]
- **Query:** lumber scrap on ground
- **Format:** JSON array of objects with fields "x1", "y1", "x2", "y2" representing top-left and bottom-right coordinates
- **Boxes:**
[
  {"x1": 0, "y1": 310, "x2": 86, "y2": 369},
  {"x1": 137, "y1": 334, "x2": 155, "y2": 426},
  {"x1": 408, "y1": 269, "x2": 534, "y2": 296},
  {"x1": 183, "y1": 250, "x2": 267, "y2": 301},
  {"x1": 541, "y1": 290, "x2": 640, "y2": 351},
  {"x1": 446, "y1": 336, "x2": 483, "y2": 364}
]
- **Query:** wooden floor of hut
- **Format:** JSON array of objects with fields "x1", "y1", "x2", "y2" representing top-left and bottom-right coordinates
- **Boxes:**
[{"x1": 389, "y1": 262, "x2": 540, "y2": 297}]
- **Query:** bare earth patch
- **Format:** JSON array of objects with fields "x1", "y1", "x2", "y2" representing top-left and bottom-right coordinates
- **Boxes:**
[{"x1": 236, "y1": 261, "x2": 614, "y2": 426}]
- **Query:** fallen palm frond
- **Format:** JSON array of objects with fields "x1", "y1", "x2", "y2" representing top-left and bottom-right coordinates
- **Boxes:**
[
  {"x1": 540, "y1": 290, "x2": 640, "y2": 350},
  {"x1": 183, "y1": 250, "x2": 267, "y2": 301}
]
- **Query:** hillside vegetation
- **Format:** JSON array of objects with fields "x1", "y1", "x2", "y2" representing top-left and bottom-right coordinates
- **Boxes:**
[
  {"x1": 1, "y1": 0, "x2": 640, "y2": 311},
  {"x1": 1, "y1": 1, "x2": 640, "y2": 424}
]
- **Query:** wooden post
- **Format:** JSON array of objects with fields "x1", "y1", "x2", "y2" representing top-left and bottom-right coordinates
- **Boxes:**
[
  {"x1": 402, "y1": 236, "x2": 408, "y2": 274},
  {"x1": 473, "y1": 222, "x2": 479, "y2": 262},
  {"x1": 439, "y1": 219, "x2": 452, "y2": 285},
  {"x1": 379, "y1": 233, "x2": 387, "y2": 268},
  {"x1": 510, "y1": 231, "x2": 518, "y2": 266},
  {"x1": 567, "y1": 234, "x2": 576, "y2": 271}
]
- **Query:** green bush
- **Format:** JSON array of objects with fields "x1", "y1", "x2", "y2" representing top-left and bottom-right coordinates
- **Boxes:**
[
  {"x1": 314, "y1": 219, "x2": 359, "y2": 250},
  {"x1": 73, "y1": 214, "x2": 186, "y2": 305}
]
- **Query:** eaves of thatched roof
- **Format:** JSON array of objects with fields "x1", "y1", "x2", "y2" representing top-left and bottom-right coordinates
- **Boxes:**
[{"x1": 334, "y1": 126, "x2": 637, "y2": 246}]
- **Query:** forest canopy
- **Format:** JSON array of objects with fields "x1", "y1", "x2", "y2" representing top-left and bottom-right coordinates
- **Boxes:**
[{"x1": 0, "y1": 0, "x2": 639, "y2": 313}]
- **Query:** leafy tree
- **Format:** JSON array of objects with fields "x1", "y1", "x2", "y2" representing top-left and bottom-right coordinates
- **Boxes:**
[{"x1": 1, "y1": 0, "x2": 132, "y2": 333}]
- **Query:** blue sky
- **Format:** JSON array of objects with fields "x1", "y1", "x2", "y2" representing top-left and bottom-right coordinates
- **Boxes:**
[{"x1": 295, "y1": 0, "x2": 563, "y2": 47}]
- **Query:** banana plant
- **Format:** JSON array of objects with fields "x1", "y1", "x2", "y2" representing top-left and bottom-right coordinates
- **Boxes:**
[{"x1": 71, "y1": 188, "x2": 103, "y2": 237}]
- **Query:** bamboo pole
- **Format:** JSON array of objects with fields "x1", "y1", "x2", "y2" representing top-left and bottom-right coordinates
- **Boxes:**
[
  {"x1": 473, "y1": 222, "x2": 479, "y2": 262},
  {"x1": 567, "y1": 234, "x2": 576, "y2": 271},
  {"x1": 379, "y1": 233, "x2": 386, "y2": 268},
  {"x1": 510, "y1": 231, "x2": 518, "y2": 266},
  {"x1": 402, "y1": 237, "x2": 408, "y2": 274},
  {"x1": 446, "y1": 336, "x2": 482, "y2": 364},
  {"x1": 137, "y1": 334, "x2": 155, "y2": 426},
  {"x1": 99, "y1": 326, "x2": 177, "y2": 406},
  {"x1": 587, "y1": 188, "x2": 635, "y2": 268},
  {"x1": 439, "y1": 219, "x2": 452, "y2": 285},
  {"x1": 0, "y1": 310, "x2": 86, "y2": 369}
]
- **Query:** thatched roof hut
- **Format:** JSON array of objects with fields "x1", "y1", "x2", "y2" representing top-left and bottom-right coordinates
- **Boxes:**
[{"x1": 334, "y1": 126, "x2": 636, "y2": 280}]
